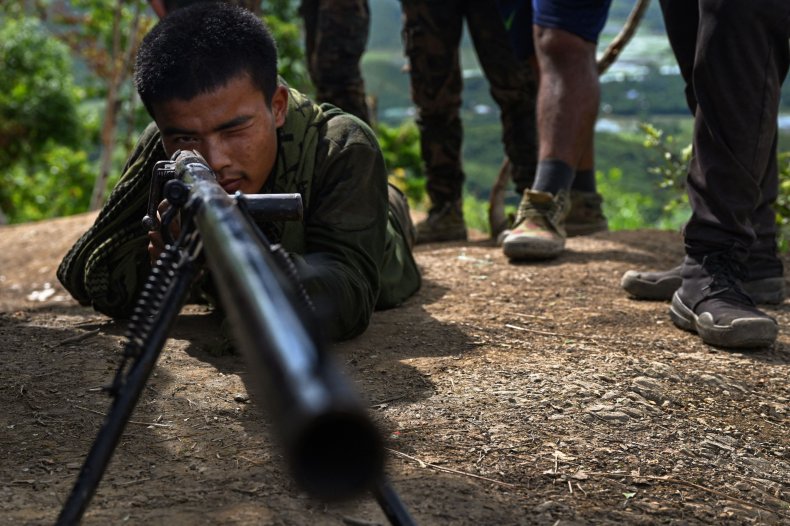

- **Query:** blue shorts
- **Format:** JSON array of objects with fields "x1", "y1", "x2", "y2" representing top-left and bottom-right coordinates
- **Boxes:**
[{"x1": 532, "y1": 0, "x2": 613, "y2": 43}]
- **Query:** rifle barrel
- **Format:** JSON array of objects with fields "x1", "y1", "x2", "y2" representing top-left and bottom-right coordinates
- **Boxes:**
[{"x1": 176, "y1": 153, "x2": 384, "y2": 500}]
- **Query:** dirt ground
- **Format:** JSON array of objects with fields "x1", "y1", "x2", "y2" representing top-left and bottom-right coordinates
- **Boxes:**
[{"x1": 1, "y1": 211, "x2": 788, "y2": 525}]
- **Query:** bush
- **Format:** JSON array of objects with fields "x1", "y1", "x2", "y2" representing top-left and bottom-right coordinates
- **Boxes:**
[
  {"x1": 4, "y1": 145, "x2": 95, "y2": 222},
  {"x1": 0, "y1": 17, "x2": 84, "y2": 166},
  {"x1": 0, "y1": 16, "x2": 90, "y2": 222},
  {"x1": 775, "y1": 153, "x2": 790, "y2": 251},
  {"x1": 377, "y1": 120, "x2": 427, "y2": 208},
  {"x1": 640, "y1": 123, "x2": 790, "y2": 250}
]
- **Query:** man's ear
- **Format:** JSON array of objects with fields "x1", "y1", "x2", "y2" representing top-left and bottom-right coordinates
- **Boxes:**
[
  {"x1": 271, "y1": 85, "x2": 289, "y2": 128},
  {"x1": 149, "y1": 0, "x2": 168, "y2": 19}
]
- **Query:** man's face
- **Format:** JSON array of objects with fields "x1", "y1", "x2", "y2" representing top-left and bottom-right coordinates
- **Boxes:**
[{"x1": 152, "y1": 74, "x2": 288, "y2": 195}]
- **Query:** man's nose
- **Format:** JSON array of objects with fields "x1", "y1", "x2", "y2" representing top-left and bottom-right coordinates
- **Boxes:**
[{"x1": 200, "y1": 138, "x2": 231, "y2": 174}]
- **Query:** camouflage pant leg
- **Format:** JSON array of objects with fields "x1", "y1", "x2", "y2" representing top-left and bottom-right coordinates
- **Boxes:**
[
  {"x1": 466, "y1": 1, "x2": 537, "y2": 194},
  {"x1": 299, "y1": 0, "x2": 371, "y2": 123},
  {"x1": 401, "y1": 0, "x2": 465, "y2": 206}
]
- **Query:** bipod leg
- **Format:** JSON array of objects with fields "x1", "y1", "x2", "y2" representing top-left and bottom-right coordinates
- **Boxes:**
[
  {"x1": 372, "y1": 477, "x2": 417, "y2": 526},
  {"x1": 56, "y1": 244, "x2": 198, "y2": 525}
]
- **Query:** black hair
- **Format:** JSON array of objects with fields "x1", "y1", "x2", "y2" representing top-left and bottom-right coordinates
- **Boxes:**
[
  {"x1": 163, "y1": 0, "x2": 205, "y2": 10},
  {"x1": 135, "y1": 2, "x2": 278, "y2": 117}
]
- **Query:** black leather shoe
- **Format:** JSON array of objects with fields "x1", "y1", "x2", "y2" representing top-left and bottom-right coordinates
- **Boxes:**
[
  {"x1": 622, "y1": 263, "x2": 785, "y2": 305},
  {"x1": 669, "y1": 254, "x2": 778, "y2": 349}
]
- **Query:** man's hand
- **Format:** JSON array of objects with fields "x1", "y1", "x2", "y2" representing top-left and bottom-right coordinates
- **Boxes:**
[{"x1": 147, "y1": 199, "x2": 181, "y2": 264}]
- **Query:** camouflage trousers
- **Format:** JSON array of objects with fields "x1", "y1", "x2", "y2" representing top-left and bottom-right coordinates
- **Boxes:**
[
  {"x1": 401, "y1": 0, "x2": 537, "y2": 205},
  {"x1": 299, "y1": 0, "x2": 371, "y2": 123}
]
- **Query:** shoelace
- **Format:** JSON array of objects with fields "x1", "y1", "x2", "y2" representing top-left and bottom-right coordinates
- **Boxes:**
[
  {"x1": 515, "y1": 192, "x2": 565, "y2": 226},
  {"x1": 700, "y1": 253, "x2": 754, "y2": 305}
]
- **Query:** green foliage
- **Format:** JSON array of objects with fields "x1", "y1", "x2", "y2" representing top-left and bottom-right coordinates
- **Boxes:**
[
  {"x1": 375, "y1": 119, "x2": 499, "y2": 235},
  {"x1": 0, "y1": 2, "x2": 48, "y2": 19},
  {"x1": 0, "y1": 16, "x2": 93, "y2": 223},
  {"x1": 0, "y1": 3, "x2": 311, "y2": 223},
  {"x1": 639, "y1": 122, "x2": 691, "y2": 220},
  {"x1": 597, "y1": 167, "x2": 683, "y2": 231},
  {"x1": 638, "y1": 123, "x2": 790, "y2": 251},
  {"x1": 263, "y1": 0, "x2": 310, "y2": 92},
  {"x1": 376, "y1": 120, "x2": 427, "y2": 207},
  {"x1": 600, "y1": 68, "x2": 690, "y2": 117},
  {"x1": 462, "y1": 195, "x2": 491, "y2": 235},
  {"x1": 0, "y1": 17, "x2": 84, "y2": 166},
  {"x1": 775, "y1": 153, "x2": 790, "y2": 251},
  {"x1": 463, "y1": 120, "x2": 506, "y2": 197},
  {"x1": 4, "y1": 145, "x2": 95, "y2": 222}
]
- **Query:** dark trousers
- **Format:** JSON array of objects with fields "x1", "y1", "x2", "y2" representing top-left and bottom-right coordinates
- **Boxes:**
[
  {"x1": 300, "y1": 0, "x2": 371, "y2": 124},
  {"x1": 659, "y1": 0, "x2": 790, "y2": 277},
  {"x1": 401, "y1": 0, "x2": 537, "y2": 204}
]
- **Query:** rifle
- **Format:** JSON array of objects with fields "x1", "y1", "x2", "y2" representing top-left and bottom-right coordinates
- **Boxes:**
[{"x1": 57, "y1": 150, "x2": 416, "y2": 526}]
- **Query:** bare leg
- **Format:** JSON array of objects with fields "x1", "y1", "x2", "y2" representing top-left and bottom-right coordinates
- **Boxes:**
[{"x1": 533, "y1": 26, "x2": 599, "y2": 169}]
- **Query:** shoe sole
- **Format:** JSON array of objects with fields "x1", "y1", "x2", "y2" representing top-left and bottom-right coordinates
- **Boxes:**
[
  {"x1": 623, "y1": 272, "x2": 785, "y2": 305},
  {"x1": 621, "y1": 270, "x2": 682, "y2": 301},
  {"x1": 502, "y1": 237, "x2": 564, "y2": 261},
  {"x1": 669, "y1": 292, "x2": 778, "y2": 349}
]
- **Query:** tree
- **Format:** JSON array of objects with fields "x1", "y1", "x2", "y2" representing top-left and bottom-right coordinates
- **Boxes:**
[
  {"x1": 0, "y1": 17, "x2": 83, "y2": 166},
  {"x1": 0, "y1": 16, "x2": 87, "y2": 223},
  {"x1": 48, "y1": 0, "x2": 153, "y2": 210},
  {"x1": 0, "y1": 0, "x2": 308, "y2": 221}
]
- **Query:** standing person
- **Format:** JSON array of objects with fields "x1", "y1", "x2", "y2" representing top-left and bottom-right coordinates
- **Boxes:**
[
  {"x1": 496, "y1": 0, "x2": 608, "y2": 241},
  {"x1": 657, "y1": 0, "x2": 786, "y2": 348},
  {"x1": 501, "y1": 0, "x2": 612, "y2": 260},
  {"x1": 620, "y1": 1, "x2": 787, "y2": 312},
  {"x1": 299, "y1": 0, "x2": 372, "y2": 124},
  {"x1": 57, "y1": 2, "x2": 421, "y2": 342},
  {"x1": 401, "y1": 0, "x2": 538, "y2": 244}
]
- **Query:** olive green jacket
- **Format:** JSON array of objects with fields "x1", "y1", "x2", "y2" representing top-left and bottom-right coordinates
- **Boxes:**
[{"x1": 57, "y1": 88, "x2": 420, "y2": 341}]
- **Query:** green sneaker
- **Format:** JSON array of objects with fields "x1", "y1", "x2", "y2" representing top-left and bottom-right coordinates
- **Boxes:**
[
  {"x1": 566, "y1": 191, "x2": 608, "y2": 237},
  {"x1": 502, "y1": 189, "x2": 569, "y2": 260},
  {"x1": 415, "y1": 201, "x2": 467, "y2": 244}
]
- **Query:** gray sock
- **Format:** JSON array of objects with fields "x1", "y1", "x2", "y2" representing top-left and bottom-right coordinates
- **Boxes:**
[
  {"x1": 572, "y1": 169, "x2": 597, "y2": 193},
  {"x1": 532, "y1": 159, "x2": 574, "y2": 195}
]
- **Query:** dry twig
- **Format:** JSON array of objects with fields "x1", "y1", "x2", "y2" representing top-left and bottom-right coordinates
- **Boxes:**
[
  {"x1": 587, "y1": 471, "x2": 785, "y2": 517},
  {"x1": 387, "y1": 448, "x2": 517, "y2": 488},
  {"x1": 73, "y1": 404, "x2": 172, "y2": 428},
  {"x1": 52, "y1": 329, "x2": 101, "y2": 348}
]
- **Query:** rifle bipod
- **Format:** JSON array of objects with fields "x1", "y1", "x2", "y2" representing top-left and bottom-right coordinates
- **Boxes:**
[{"x1": 57, "y1": 218, "x2": 201, "y2": 525}]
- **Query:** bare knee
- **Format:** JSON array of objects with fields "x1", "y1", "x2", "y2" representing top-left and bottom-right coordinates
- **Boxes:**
[{"x1": 534, "y1": 26, "x2": 596, "y2": 70}]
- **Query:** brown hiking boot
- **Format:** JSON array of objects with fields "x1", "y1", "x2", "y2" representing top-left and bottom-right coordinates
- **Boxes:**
[
  {"x1": 415, "y1": 201, "x2": 467, "y2": 244},
  {"x1": 566, "y1": 191, "x2": 608, "y2": 237},
  {"x1": 502, "y1": 189, "x2": 569, "y2": 260}
]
